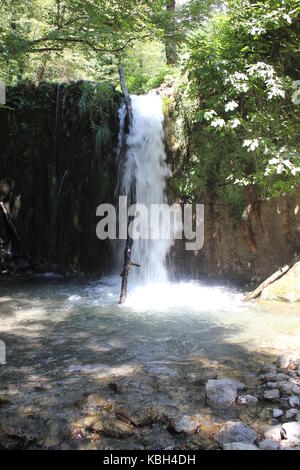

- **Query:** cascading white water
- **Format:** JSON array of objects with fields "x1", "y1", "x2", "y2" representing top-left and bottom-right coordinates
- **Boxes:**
[{"x1": 118, "y1": 92, "x2": 173, "y2": 284}]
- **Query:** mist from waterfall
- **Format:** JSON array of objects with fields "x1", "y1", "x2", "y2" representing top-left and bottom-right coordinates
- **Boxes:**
[{"x1": 117, "y1": 92, "x2": 173, "y2": 285}]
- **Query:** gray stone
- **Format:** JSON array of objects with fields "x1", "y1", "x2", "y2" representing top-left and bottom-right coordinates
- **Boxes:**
[
  {"x1": 265, "y1": 382, "x2": 278, "y2": 389},
  {"x1": 277, "y1": 373, "x2": 290, "y2": 381},
  {"x1": 297, "y1": 366, "x2": 300, "y2": 377},
  {"x1": 223, "y1": 442, "x2": 258, "y2": 450},
  {"x1": 286, "y1": 409, "x2": 298, "y2": 420},
  {"x1": 278, "y1": 356, "x2": 293, "y2": 370},
  {"x1": 263, "y1": 389, "x2": 280, "y2": 401},
  {"x1": 237, "y1": 395, "x2": 258, "y2": 405},
  {"x1": 217, "y1": 421, "x2": 257, "y2": 445},
  {"x1": 264, "y1": 424, "x2": 282, "y2": 440},
  {"x1": 273, "y1": 408, "x2": 283, "y2": 418},
  {"x1": 206, "y1": 378, "x2": 245, "y2": 409},
  {"x1": 259, "y1": 372, "x2": 277, "y2": 382},
  {"x1": 174, "y1": 415, "x2": 200, "y2": 434},
  {"x1": 292, "y1": 385, "x2": 300, "y2": 395},
  {"x1": 289, "y1": 396, "x2": 300, "y2": 408},
  {"x1": 258, "y1": 439, "x2": 279, "y2": 450},
  {"x1": 279, "y1": 381, "x2": 293, "y2": 395},
  {"x1": 261, "y1": 364, "x2": 277, "y2": 374},
  {"x1": 281, "y1": 422, "x2": 300, "y2": 444}
]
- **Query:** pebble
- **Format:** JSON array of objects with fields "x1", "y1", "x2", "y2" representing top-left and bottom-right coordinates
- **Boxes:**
[
  {"x1": 279, "y1": 381, "x2": 293, "y2": 395},
  {"x1": 223, "y1": 442, "x2": 258, "y2": 450},
  {"x1": 174, "y1": 415, "x2": 200, "y2": 434},
  {"x1": 286, "y1": 409, "x2": 298, "y2": 420},
  {"x1": 263, "y1": 389, "x2": 280, "y2": 402},
  {"x1": 265, "y1": 382, "x2": 278, "y2": 389},
  {"x1": 273, "y1": 409, "x2": 283, "y2": 418},
  {"x1": 258, "y1": 439, "x2": 279, "y2": 450},
  {"x1": 289, "y1": 396, "x2": 299, "y2": 408},
  {"x1": 261, "y1": 364, "x2": 277, "y2": 374},
  {"x1": 277, "y1": 373, "x2": 290, "y2": 381},
  {"x1": 237, "y1": 395, "x2": 258, "y2": 405},
  {"x1": 259, "y1": 372, "x2": 277, "y2": 382}
]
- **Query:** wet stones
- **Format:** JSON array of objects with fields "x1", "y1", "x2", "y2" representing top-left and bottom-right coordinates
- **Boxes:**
[
  {"x1": 258, "y1": 439, "x2": 279, "y2": 450},
  {"x1": 237, "y1": 395, "x2": 258, "y2": 406},
  {"x1": 289, "y1": 396, "x2": 300, "y2": 408},
  {"x1": 206, "y1": 378, "x2": 245, "y2": 409},
  {"x1": 263, "y1": 389, "x2": 280, "y2": 402},
  {"x1": 174, "y1": 415, "x2": 201, "y2": 434},
  {"x1": 217, "y1": 421, "x2": 257, "y2": 446},
  {"x1": 273, "y1": 409, "x2": 283, "y2": 419},
  {"x1": 258, "y1": 359, "x2": 300, "y2": 413},
  {"x1": 223, "y1": 442, "x2": 258, "y2": 450},
  {"x1": 265, "y1": 381, "x2": 278, "y2": 389},
  {"x1": 285, "y1": 409, "x2": 298, "y2": 420}
]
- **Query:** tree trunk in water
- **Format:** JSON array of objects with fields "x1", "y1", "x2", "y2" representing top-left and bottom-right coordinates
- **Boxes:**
[
  {"x1": 118, "y1": 66, "x2": 136, "y2": 304},
  {"x1": 0, "y1": 202, "x2": 31, "y2": 261},
  {"x1": 165, "y1": 0, "x2": 177, "y2": 65}
]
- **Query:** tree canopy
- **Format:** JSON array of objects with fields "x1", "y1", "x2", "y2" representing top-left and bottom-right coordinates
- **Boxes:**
[{"x1": 1, "y1": 0, "x2": 299, "y2": 206}]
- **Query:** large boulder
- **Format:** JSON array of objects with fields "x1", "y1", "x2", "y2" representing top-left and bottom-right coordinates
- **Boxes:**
[
  {"x1": 261, "y1": 262, "x2": 300, "y2": 302},
  {"x1": 206, "y1": 378, "x2": 245, "y2": 409},
  {"x1": 281, "y1": 422, "x2": 300, "y2": 445}
]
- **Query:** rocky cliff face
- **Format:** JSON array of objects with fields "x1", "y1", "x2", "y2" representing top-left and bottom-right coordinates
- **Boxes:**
[
  {"x1": 0, "y1": 81, "x2": 121, "y2": 274},
  {"x1": 172, "y1": 191, "x2": 300, "y2": 283},
  {"x1": 1, "y1": 83, "x2": 299, "y2": 282}
]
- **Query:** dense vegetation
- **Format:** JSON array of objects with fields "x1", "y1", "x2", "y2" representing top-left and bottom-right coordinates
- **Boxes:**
[
  {"x1": 171, "y1": 0, "x2": 300, "y2": 209},
  {"x1": 1, "y1": 0, "x2": 299, "y2": 211}
]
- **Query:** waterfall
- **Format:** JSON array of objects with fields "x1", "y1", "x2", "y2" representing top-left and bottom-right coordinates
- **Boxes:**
[{"x1": 118, "y1": 92, "x2": 173, "y2": 285}]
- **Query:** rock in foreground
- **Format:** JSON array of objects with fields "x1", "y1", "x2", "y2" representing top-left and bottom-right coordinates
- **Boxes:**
[
  {"x1": 217, "y1": 421, "x2": 257, "y2": 445},
  {"x1": 206, "y1": 378, "x2": 245, "y2": 409}
]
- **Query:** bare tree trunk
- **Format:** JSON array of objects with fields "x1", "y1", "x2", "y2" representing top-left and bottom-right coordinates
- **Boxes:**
[
  {"x1": 165, "y1": 0, "x2": 177, "y2": 65},
  {"x1": 0, "y1": 202, "x2": 31, "y2": 261},
  {"x1": 35, "y1": 61, "x2": 46, "y2": 87},
  {"x1": 35, "y1": 53, "x2": 51, "y2": 87},
  {"x1": 118, "y1": 66, "x2": 136, "y2": 304}
]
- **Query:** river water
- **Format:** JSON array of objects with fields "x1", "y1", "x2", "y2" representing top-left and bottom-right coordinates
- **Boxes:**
[
  {"x1": 0, "y1": 92, "x2": 299, "y2": 449},
  {"x1": 0, "y1": 276, "x2": 299, "y2": 449}
]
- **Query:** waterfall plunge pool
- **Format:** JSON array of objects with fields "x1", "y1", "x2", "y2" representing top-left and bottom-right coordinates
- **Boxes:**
[{"x1": 0, "y1": 276, "x2": 299, "y2": 449}]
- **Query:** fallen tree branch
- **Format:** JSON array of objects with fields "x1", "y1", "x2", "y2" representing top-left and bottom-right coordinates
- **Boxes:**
[
  {"x1": 243, "y1": 264, "x2": 291, "y2": 301},
  {"x1": 118, "y1": 65, "x2": 137, "y2": 304},
  {"x1": 0, "y1": 201, "x2": 31, "y2": 261}
]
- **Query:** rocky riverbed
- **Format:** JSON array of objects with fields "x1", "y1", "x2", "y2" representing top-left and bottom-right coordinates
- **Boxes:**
[
  {"x1": 0, "y1": 278, "x2": 299, "y2": 450},
  {"x1": 1, "y1": 352, "x2": 300, "y2": 450}
]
